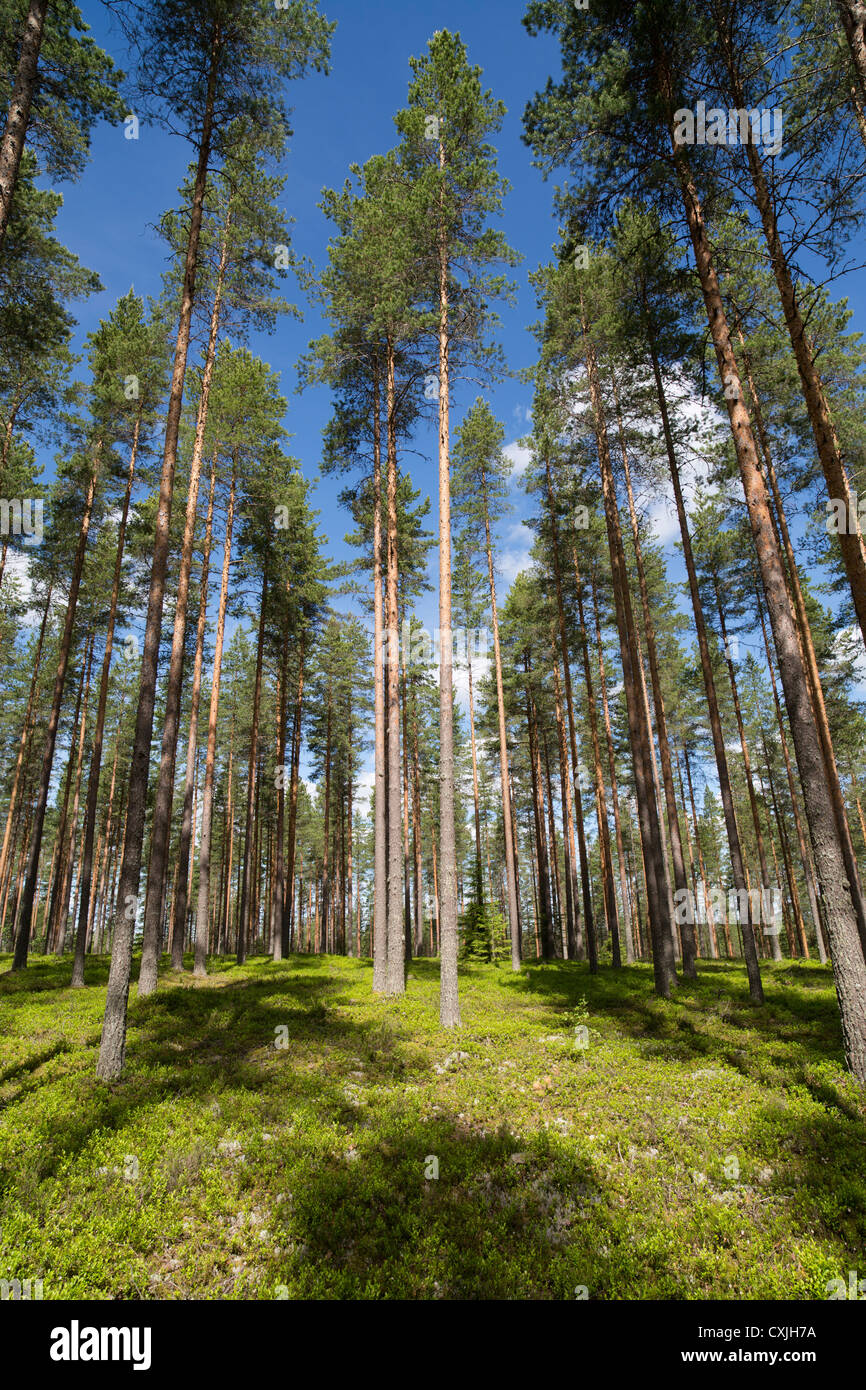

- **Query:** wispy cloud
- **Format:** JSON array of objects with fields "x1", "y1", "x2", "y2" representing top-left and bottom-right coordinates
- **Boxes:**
[
  {"x1": 499, "y1": 520, "x2": 533, "y2": 583},
  {"x1": 504, "y1": 439, "x2": 532, "y2": 479}
]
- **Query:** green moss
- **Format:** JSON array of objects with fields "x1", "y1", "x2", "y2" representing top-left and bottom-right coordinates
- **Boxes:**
[{"x1": 0, "y1": 952, "x2": 863, "y2": 1299}]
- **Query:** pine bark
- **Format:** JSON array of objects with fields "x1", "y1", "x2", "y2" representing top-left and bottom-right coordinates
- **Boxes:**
[
  {"x1": 410, "y1": 688, "x2": 425, "y2": 957},
  {"x1": 45, "y1": 646, "x2": 89, "y2": 953},
  {"x1": 741, "y1": 349, "x2": 866, "y2": 957},
  {"x1": 542, "y1": 454, "x2": 596, "y2": 968},
  {"x1": 591, "y1": 573, "x2": 635, "y2": 964},
  {"x1": 384, "y1": 339, "x2": 404, "y2": 993},
  {"x1": 526, "y1": 671, "x2": 554, "y2": 959},
  {"x1": 54, "y1": 636, "x2": 94, "y2": 955},
  {"x1": 478, "y1": 472, "x2": 521, "y2": 970},
  {"x1": 284, "y1": 649, "x2": 304, "y2": 955},
  {"x1": 12, "y1": 451, "x2": 99, "y2": 970},
  {"x1": 436, "y1": 140, "x2": 459, "y2": 1025},
  {"x1": 371, "y1": 357, "x2": 388, "y2": 990},
  {"x1": 237, "y1": 570, "x2": 267, "y2": 964},
  {"x1": 0, "y1": 579, "x2": 52, "y2": 897},
  {"x1": 644, "y1": 317, "x2": 762, "y2": 1000},
  {"x1": 720, "y1": 39, "x2": 866, "y2": 651},
  {"x1": 170, "y1": 456, "x2": 216, "y2": 970},
  {"x1": 466, "y1": 648, "x2": 484, "y2": 905},
  {"x1": 319, "y1": 691, "x2": 332, "y2": 955},
  {"x1": 666, "y1": 114, "x2": 866, "y2": 1079},
  {"x1": 574, "y1": 556, "x2": 621, "y2": 967},
  {"x1": 550, "y1": 652, "x2": 578, "y2": 958},
  {"x1": 755, "y1": 596, "x2": 826, "y2": 961},
  {"x1": 582, "y1": 325, "x2": 676, "y2": 994},
  {"x1": 139, "y1": 213, "x2": 230, "y2": 995},
  {"x1": 714, "y1": 581, "x2": 782, "y2": 961},
  {"x1": 194, "y1": 461, "x2": 236, "y2": 976},
  {"x1": 71, "y1": 417, "x2": 140, "y2": 986},
  {"x1": 0, "y1": 0, "x2": 48, "y2": 247},
  {"x1": 97, "y1": 31, "x2": 220, "y2": 1079},
  {"x1": 616, "y1": 412, "x2": 695, "y2": 975}
]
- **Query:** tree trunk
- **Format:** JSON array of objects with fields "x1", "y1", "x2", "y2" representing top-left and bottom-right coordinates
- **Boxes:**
[
  {"x1": 667, "y1": 114, "x2": 866, "y2": 1078},
  {"x1": 761, "y1": 731, "x2": 808, "y2": 958},
  {"x1": 54, "y1": 636, "x2": 95, "y2": 955},
  {"x1": 12, "y1": 452, "x2": 99, "y2": 970},
  {"x1": 542, "y1": 455, "x2": 596, "y2": 967},
  {"x1": 0, "y1": 0, "x2": 48, "y2": 247},
  {"x1": 0, "y1": 578, "x2": 52, "y2": 897},
  {"x1": 616, "y1": 406, "x2": 695, "y2": 976},
  {"x1": 384, "y1": 339, "x2": 405, "y2": 994},
  {"x1": 371, "y1": 357, "x2": 388, "y2": 990},
  {"x1": 527, "y1": 672, "x2": 554, "y2": 959},
  {"x1": 72, "y1": 415, "x2": 140, "y2": 986},
  {"x1": 582, "y1": 326, "x2": 675, "y2": 994},
  {"x1": 466, "y1": 648, "x2": 484, "y2": 905},
  {"x1": 8, "y1": 806, "x2": 33, "y2": 951},
  {"x1": 194, "y1": 461, "x2": 236, "y2": 976},
  {"x1": 645, "y1": 317, "x2": 761, "y2": 1000},
  {"x1": 89, "y1": 732, "x2": 121, "y2": 953},
  {"x1": 721, "y1": 40, "x2": 866, "y2": 651},
  {"x1": 431, "y1": 837, "x2": 439, "y2": 957},
  {"x1": 170, "y1": 454, "x2": 216, "y2": 970},
  {"x1": 272, "y1": 630, "x2": 289, "y2": 963},
  {"x1": 741, "y1": 349, "x2": 865, "y2": 958},
  {"x1": 319, "y1": 690, "x2": 332, "y2": 955},
  {"x1": 140, "y1": 214, "x2": 230, "y2": 995},
  {"x1": 550, "y1": 650, "x2": 578, "y2": 958},
  {"x1": 410, "y1": 686, "x2": 425, "y2": 957},
  {"x1": 542, "y1": 727, "x2": 565, "y2": 955},
  {"x1": 347, "y1": 733, "x2": 354, "y2": 957},
  {"x1": 755, "y1": 594, "x2": 826, "y2": 961},
  {"x1": 591, "y1": 572, "x2": 635, "y2": 963},
  {"x1": 837, "y1": 1, "x2": 866, "y2": 144},
  {"x1": 284, "y1": 649, "x2": 304, "y2": 956},
  {"x1": 238, "y1": 569, "x2": 267, "y2": 965},
  {"x1": 46, "y1": 642, "x2": 90, "y2": 953},
  {"x1": 436, "y1": 141, "x2": 459, "y2": 1026},
  {"x1": 713, "y1": 580, "x2": 782, "y2": 960},
  {"x1": 97, "y1": 30, "x2": 220, "y2": 1079},
  {"x1": 480, "y1": 469, "x2": 521, "y2": 969},
  {"x1": 400, "y1": 638, "x2": 413, "y2": 960},
  {"x1": 675, "y1": 745, "x2": 708, "y2": 958},
  {"x1": 220, "y1": 729, "x2": 235, "y2": 958},
  {"x1": 574, "y1": 555, "x2": 621, "y2": 967}
]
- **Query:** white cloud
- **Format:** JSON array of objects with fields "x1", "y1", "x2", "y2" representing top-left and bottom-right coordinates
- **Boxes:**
[
  {"x1": 499, "y1": 546, "x2": 532, "y2": 583},
  {"x1": 625, "y1": 376, "x2": 724, "y2": 549},
  {"x1": 353, "y1": 766, "x2": 375, "y2": 816},
  {"x1": 504, "y1": 439, "x2": 532, "y2": 479},
  {"x1": 2, "y1": 547, "x2": 37, "y2": 617},
  {"x1": 452, "y1": 648, "x2": 492, "y2": 702},
  {"x1": 497, "y1": 520, "x2": 533, "y2": 583},
  {"x1": 834, "y1": 623, "x2": 866, "y2": 696}
]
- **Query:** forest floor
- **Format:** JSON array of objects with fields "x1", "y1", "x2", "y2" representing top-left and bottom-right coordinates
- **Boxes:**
[{"x1": 0, "y1": 952, "x2": 864, "y2": 1300}]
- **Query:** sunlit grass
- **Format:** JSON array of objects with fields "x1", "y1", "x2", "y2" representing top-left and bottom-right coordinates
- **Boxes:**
[{"x1": 0, "y1": 952, "x2": 863, "y2": 1299}]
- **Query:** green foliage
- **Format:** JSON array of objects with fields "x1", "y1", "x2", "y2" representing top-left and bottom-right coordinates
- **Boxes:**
[
  {"x1": 0, "y1": 955, "x2": 863, "y2": 1299},
  {"x1": 458, "y1": 898, "x2": 509, "y2": 963},
  {"x1": 0, "y1": 0, "x2": 126, "y2": 183}
]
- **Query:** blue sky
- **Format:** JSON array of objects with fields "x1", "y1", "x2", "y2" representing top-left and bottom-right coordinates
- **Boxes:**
[
  {"x1": 34, "y1": 1, "x2": 866, "y2": 800},
  {"x1": 46, "y1": 0, "x2": 568, "y2": 633}
]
